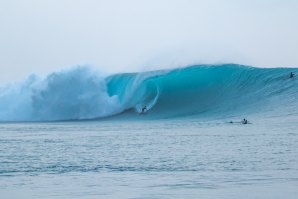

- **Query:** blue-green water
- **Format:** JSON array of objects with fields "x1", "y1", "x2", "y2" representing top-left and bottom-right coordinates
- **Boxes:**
[
  {"x1": 0, "y1": 117, "x2": 298, "y2": 198},
  {"x1": 0, "y1": 65, "x2": 298, "y2": 198},
  {"x1": 1, "y1": 64, "x2": 298, "y2": 121}
]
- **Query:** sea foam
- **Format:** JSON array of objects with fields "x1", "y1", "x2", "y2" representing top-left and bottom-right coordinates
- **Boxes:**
[{"x1": 0, "y1": 64, "x2": 297, "y2": 121}]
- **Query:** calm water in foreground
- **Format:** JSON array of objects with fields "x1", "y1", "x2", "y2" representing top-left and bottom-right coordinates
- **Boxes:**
[{"x1": 0, "y1": 117, "x2": 298, "y2": 199}]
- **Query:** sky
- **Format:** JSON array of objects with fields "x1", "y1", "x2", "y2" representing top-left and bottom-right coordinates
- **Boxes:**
[{"x1": 0, "y1": 0, "x2": 298, "y2": 84}]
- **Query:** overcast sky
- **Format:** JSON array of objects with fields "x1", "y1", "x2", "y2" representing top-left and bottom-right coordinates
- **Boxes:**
[{"x1": 0, "y1": 0, "x2": 298, "y2": 84}]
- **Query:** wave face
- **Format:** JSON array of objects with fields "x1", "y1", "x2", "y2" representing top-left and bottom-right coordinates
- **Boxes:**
[{"x1": 0, "y1": 64, "x2": 297, "y2": 121}]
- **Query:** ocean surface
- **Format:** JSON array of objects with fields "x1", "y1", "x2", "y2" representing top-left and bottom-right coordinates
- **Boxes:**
[{"x1": 0, "y1": 64, "x2": 298, "y2": 198}]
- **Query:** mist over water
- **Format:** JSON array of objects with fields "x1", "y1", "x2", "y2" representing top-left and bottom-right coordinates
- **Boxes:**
[
  {"x1": 0, "y1": 67, "x2": 122, "y2": 121},
  {"x1": 1, "y1": 65, "x2": 298, "y2": 199},
  {"x1": 1, "y1": 1, "x2": 298, "y2": 198},
  {"x1": 1, "y1": 1, "x2": 298, "y2": 84},
  {"x1": 0, "y1": 64, "x2": 297, "y2": 121}
]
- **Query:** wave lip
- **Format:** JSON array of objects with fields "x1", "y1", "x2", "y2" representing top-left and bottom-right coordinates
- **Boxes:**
[{"x1": 0, "y1": 64, "x2": 297, "y2": 121}]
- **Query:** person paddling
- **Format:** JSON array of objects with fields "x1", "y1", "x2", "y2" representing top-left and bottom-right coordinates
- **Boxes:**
[
  {"x1": 241, "y1": 118, "x2": 248, "y2": 124},
  {"x1": 229, "y1": 118, "x2": 250, "y2": 124}
]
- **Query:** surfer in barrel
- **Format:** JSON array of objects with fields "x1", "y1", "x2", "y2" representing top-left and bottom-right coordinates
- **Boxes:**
[{"x1": 141, "y1": 106, "x2": 147, "y2": 114}]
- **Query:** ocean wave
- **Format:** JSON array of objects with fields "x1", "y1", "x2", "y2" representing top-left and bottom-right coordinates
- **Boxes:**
[{"x1": 0, "y1": 64, "x2": 297, "y2": 121}]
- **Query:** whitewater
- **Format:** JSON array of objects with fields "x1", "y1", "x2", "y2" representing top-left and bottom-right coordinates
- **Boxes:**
[
  {"x1": 0, "y1": 64, "x2": 298, "y2": 121},
  {"x1": 1, "y1": 64, "x2": 298, "y2": 199}
]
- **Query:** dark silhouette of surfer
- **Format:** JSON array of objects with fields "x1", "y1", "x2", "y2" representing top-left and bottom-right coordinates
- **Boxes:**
[
  {"x1": 241, "y1": 118, "x2": 248, "y2": 124},
  {"x1": 290, "y1": 72, "x2": 295, "y2": 79},
  {"x1": 229, "y1": 118, "x2": 249, "y2": 124},
  {"x1": 141, "y1": 106, "x2": 147, "y2": 114}
]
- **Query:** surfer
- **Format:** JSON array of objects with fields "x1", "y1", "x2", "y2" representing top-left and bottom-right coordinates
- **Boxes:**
[
  {"x1": 229, "y1": 118, "x2": 249, "y2": 124},
  {"x1": 241, "y1": 118, "x2": 248, "y2": 124},
  {"x1": 290, "y1": 72, "x2": 295, "y2": 79},
  {"x1": 141, "y1": 106, "x2": 147, "y2": 114}
]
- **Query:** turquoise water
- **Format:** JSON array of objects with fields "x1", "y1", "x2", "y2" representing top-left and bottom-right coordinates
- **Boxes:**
[
  {"x1": 0, "y1": 65, "x2": 298, "y2": 198},
  {"x1": 1, "y1": 64, "x2": 298, "y2": 121}
]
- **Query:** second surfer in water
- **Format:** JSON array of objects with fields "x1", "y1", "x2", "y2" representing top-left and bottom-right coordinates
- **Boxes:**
[
  {"x1": 229, "y1": 118, "x2": 249, "y2": 124},
  {"x1": 241, "y1": 118, "x2": 248, "y2": 124}
]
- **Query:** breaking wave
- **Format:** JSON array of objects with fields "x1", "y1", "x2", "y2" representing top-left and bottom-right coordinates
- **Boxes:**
[{"x1": 0, "y1": 64, "x2": 297, "y2": 121}]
